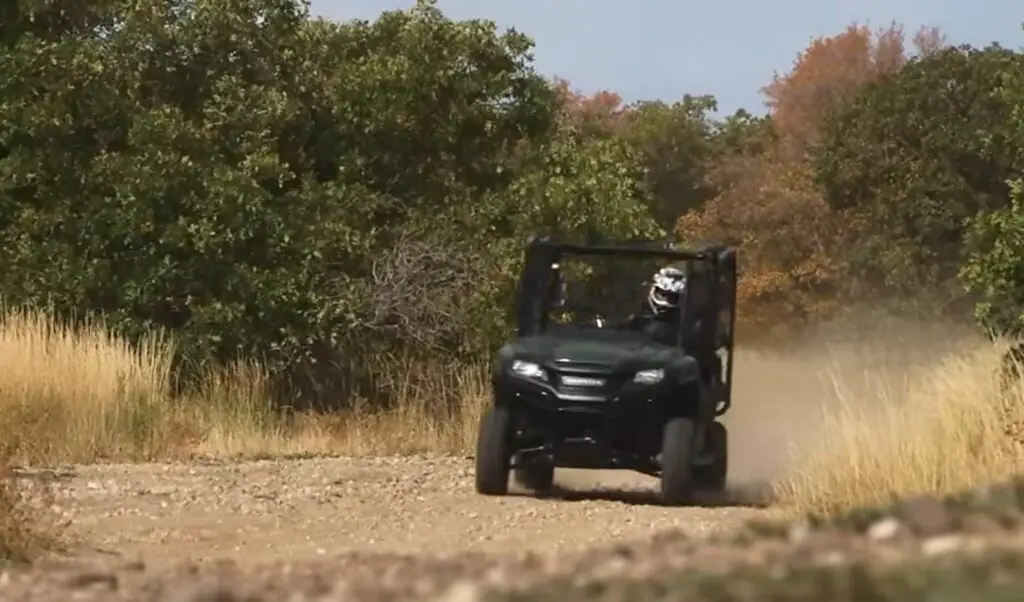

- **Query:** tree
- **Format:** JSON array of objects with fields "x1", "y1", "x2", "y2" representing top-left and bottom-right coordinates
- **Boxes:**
[
  {"x1": 761, "y1": 22, "x2": 931, "y2": 158},
  {"x1": 551, "y1": 82, "x2": 720, "y2": 231},
  {"x1": 961, "y1": 48, "x2": 1024, "y2": 338},
  {"x1": 677, "y1": 23, "x2": 938, "y2": 331},
  {"x1": 552, "y1": 78, "x2": 629, "y2": 140},
  {"x1": 678, "y1": 146, "x2": 843, "y2": 330},
  {"x1": 0, "y1": 0, "x2": 376, "y2": 387},
  {"x1": 814, "y1": 43, "x2": 1024, "y2": 298},
  {"x1": 0, "y1": 0, "x2": 123, "y2": 47},
  {"x1": 323, "y1": 0, "x2": 558, "y2": 218},
  {"x1": 617, "y1": 95, "x2": 719, "y2": 230},
  {"x1": 962, "y1": 181, "x2": 1024, "y2": 338}
]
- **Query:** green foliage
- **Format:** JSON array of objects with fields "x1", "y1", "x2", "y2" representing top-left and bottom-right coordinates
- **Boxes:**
[
  {"x1": 0, "y1": 0, "x2": 656, "y2": 401},
  {"x1": 617, "y1": 95, "x2": 720, "y2": 229},
  {"x1": 322, "y1": 0, "x2": 558, "y2": 214},
  {"x1": 961, "y1": 56, "x2": 1024, "y2": 338},
  {"x1": 813, "y1": 44, "x2": 1024, "y2": 295},
  {"x1": 504, "y1": 120, "x2": 660, "y2": 243},
  {"x1": 0, "y1": 0, "x2": 375, "y2": 385},
  {"x1": 709, "y1": 109, "x2": 775, "y2": 158},
  {"x1": 0, "y1": 0, "x2": 123, "y2": 46},
  {"x1": 962, "y1": 181, "x2": 1024, "y2": 337}
]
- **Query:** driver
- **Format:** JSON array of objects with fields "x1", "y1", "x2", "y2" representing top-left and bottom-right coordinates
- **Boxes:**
[{"x1": 629, "y1": 264, "x2": 687, "y2": 343}]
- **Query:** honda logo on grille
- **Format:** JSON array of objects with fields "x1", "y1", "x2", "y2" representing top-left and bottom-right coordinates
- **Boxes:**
[{"x1": 560, "y1": 375, "x2": 606, "y2": 388}]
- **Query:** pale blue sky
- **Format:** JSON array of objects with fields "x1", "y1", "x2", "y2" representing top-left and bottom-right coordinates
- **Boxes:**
[{"x1": 310, "y1": 0, "x2": 1022, "y2": 116}]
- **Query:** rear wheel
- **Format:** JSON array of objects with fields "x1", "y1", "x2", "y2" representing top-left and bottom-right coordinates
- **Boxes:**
[
  {"x1": 694, "y1": 421, "x2": 728, "y2": 491},
  {"x1": 660, "y1": 417, "x2": 697, "y2": 505},
  {"x1": 514, "y1": 460, "x2": 555, "y2": 494},
  {"x1": 475, "y1": 406, "x2": 513, "y2": 495}
]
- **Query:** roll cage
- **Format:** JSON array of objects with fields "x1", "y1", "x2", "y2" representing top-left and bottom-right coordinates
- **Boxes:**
[{"x1": 513, "y1": 237, "x2": 738, "y2": 414}]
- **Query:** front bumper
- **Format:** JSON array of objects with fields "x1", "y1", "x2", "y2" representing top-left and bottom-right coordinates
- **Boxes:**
[{"x1": 494, "y1": 372, "x2": 676, "y2": 467}]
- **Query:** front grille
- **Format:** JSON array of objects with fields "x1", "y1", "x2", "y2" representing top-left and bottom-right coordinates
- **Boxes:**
[
  {"x1": 559, "y1": 374, "x2": 607, "y2": 388},
  {"x1": 552, "y1": 370, "x2": 627, "y2": 399}
]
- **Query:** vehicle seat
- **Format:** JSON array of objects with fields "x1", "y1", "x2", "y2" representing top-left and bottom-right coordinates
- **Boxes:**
[{"x1": 638, "y1": 318, "x2": 677, "y2": 346}]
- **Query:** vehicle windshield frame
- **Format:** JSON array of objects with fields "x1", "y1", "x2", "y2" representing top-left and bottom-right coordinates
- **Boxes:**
[{"x1": 516, "y1": 239, "x2": 718, "y2": 346}]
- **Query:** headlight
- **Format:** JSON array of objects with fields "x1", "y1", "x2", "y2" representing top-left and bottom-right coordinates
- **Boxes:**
[
  {"x1": 511, "y1": 360, "x2": 548, "y2": 381},
  {"x1": 633, "y1": 368, "x2": 664, "y2": 384}
]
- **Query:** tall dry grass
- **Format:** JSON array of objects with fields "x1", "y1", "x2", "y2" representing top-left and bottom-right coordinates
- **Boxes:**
[
  {"x1": 0, "y1": 306, "x2": 487, "y2": 467},
  {"x1": 0, "y1": 308, "x2": 180, "y2": 463},
  {"x1": 773, "y1": 334, "x2": 1024, "y2": 517}
]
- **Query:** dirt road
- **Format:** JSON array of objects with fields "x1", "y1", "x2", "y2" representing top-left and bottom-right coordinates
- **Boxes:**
[
  {"x1": 0, "y1": 457, "x2": 772, "y2": 601},
  {"x1": 45, "y1": 457, "x2": 771, "y2": 566},
  {"x1": 9, "y1": 455, "x2": 1023, "y2": 602}
]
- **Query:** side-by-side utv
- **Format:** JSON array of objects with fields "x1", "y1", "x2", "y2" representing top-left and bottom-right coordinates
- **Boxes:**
[{"x1": 474, "y1": 237, "x2": 738, "y2": 505}]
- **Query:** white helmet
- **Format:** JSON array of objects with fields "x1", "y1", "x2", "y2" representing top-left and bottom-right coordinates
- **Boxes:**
[{"x1": 648, "y1": 265, "x2": 687, "y2": 315}]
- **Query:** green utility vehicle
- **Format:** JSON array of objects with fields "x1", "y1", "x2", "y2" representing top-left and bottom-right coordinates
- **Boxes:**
[{"x1": 475, "y1": 237, "x2": 738, "y2": 505}]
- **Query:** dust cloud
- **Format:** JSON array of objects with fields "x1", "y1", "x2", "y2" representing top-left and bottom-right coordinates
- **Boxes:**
[
  {"x1": 724, "y1": 314, "x2": 979, "y2": 486},
  {"x1": 555, "y1": 313, "x2": 980, "y2": 498}
]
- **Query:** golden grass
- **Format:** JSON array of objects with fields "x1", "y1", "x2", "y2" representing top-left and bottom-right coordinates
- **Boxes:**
[
  {"x1": 0, "y1": 308, "x2": 182, "y2": 464},
  {"x1": 0, "y1": 306, "x2": 488, "y2": 467},
  {"x1": 774, "y1": 336, "x2": 1024, "y2": 517},
  {"x1": 191, "y1": 361, "x2": 488, "y2": 459}
]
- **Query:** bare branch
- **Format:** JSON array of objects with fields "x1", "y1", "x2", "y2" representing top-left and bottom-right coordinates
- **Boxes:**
[{"x1": 357, "y1": 230, "x2": 488, "y2": 351}]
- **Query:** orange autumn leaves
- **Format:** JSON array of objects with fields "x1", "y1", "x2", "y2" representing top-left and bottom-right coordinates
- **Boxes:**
[{"x1": 677, "y1": 23, "x2": 946, "y2": 334}]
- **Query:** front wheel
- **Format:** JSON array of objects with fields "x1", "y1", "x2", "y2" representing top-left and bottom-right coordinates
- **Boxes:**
[
  {"x1": 660, "y1": 417, "x2": 697, "y2": 506},
  {"x1": 475, "y1": 406, "x2": 513, "y2": 495},
  {"x1": 694, "y1": 421, "x2": 728, "y2": 491}
]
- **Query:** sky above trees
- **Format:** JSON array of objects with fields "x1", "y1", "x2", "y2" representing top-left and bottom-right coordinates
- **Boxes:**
[{"x1": 313, "y1": 0, "x2": 1023, "y2": 115}]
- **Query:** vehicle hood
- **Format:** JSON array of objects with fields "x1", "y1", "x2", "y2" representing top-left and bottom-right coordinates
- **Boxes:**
[{"x1": 498, "y1": 331, "x2": 689, "y2": 373}]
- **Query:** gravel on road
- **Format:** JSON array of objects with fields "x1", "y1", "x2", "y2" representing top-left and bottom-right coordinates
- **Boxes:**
[
  {"x1": 1, "y1": 456, "x2": 775, "y2": 601},
  {"x1": 4, "y1": 460, "x2": 1024, "y2": 602},
  {"x1": 46, "y1": 456, "x2": 771, "y2": 563}
]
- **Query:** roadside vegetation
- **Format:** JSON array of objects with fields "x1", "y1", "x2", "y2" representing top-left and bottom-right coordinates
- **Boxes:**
[
  {"x1": 776, "y1": 338, "x2": 1024, "y2": 516},
  {"x1": 2, "y1": 0, "x2": 1024, "y2": 562},
  {"x1": 0, "y1": 306, "x2": 488, "y2": 464}
]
